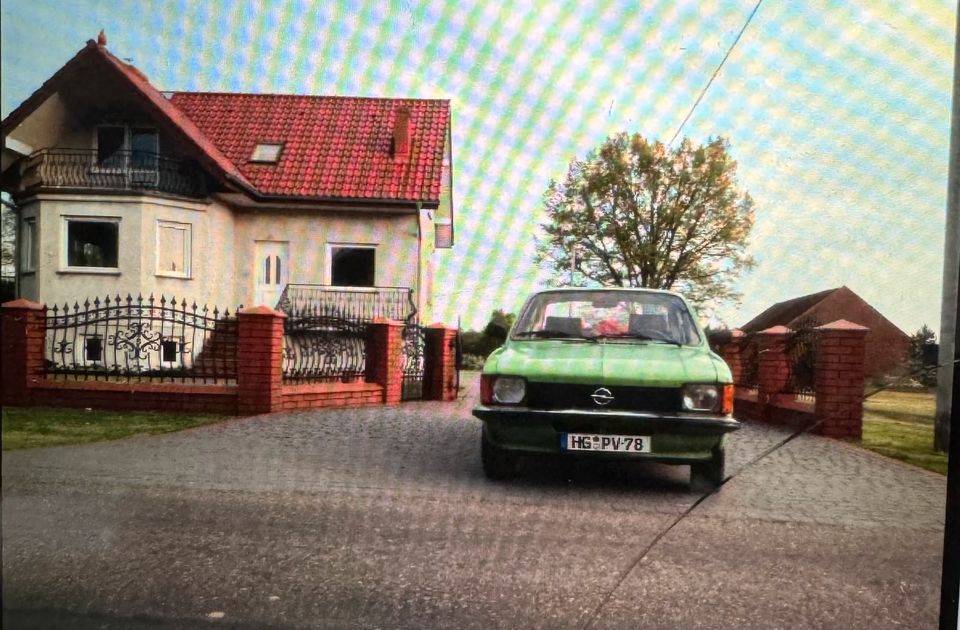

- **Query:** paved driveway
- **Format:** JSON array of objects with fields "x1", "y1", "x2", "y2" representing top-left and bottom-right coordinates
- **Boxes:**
[{"x1": 2, "y1": 376, "x2": 946, "y2": 629}]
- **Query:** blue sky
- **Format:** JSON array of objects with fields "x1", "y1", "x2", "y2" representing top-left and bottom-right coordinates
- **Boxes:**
[{"x1": 1, "y1": 0, "x2": 955, "y2": 332}]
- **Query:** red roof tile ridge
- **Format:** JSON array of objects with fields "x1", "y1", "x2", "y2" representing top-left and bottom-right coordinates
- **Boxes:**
[{"x1": 170, "y1": 90, "x2": 450, "y2": 103}]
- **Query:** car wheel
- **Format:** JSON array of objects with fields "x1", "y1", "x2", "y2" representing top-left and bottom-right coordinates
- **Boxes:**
[
  {"x1": 690, "y1": 446, "x2": 725, "y2": 492},
  {"x1": 481, "y1": 431, "x2": 515, "y2": 480}
]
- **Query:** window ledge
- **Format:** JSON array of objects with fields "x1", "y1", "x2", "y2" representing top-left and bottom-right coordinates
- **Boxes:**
[
  {"x1": 155, "y1": 272, "x2": 193, "y2": 280},
  {"x1": 57, "y1": 268, "x2": 122, "y2": 276}
]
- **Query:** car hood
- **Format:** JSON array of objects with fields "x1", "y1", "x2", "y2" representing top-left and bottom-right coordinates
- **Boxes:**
[{"x1": 485, "y1": 340, "x2": 726, "y2": 387}]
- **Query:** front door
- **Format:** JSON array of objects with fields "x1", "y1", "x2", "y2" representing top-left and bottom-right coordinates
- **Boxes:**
[{"x1": 254, "y1": 241, "x2": 289, "y2": 308}]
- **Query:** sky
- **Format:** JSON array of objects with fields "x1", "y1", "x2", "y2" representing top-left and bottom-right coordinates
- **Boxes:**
[{"x1": 1, "y1": 0, "x2": 955, "y2": 333}]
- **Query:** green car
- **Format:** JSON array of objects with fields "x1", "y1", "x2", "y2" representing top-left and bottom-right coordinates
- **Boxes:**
[{"x1": 472, "y1": 288, "x2": 739, "y2": 488}]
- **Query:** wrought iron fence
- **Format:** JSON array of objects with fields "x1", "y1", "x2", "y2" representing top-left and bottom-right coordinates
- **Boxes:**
[
  {"x1": 281, "y1": 302, "x2": 369, "y2": 382},
  {"x1": 784, "y1": 322, "x2": 820, "y2": 399},
  {"x1": 738, "y1": 335, "x2": 761, "y2": 390},
  {"x1": 44, "y1": 294, "x2": 237, "y2": 382},
  {"x1": 400, "y1": 323, "x2": 426, "y2": 400},
  {"x1": 280, "y1": 285, "x2": 422, "y2": 385},
  {"x1": 22, "y1": 149, "x2": 207, "y2": 198}
]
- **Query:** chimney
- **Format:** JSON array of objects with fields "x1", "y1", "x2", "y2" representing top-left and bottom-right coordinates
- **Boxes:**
[
  {"x1": 393, "y1": 106, "x2": 411, "y2": 162},
  {"x1": 97, "y1": 29, "x2": 107, "y2": 47}
]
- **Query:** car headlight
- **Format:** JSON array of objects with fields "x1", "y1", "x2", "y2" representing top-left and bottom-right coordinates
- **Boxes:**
[
  {"x1": 492, "y1": 376, "x2": 526, "y2": 404},
  {"x1": 682, "y1": 384, "x2": 720, "y2": 412}
]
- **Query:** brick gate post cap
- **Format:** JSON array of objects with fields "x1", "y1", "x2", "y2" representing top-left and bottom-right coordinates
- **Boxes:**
[
  {"x1": 816, "y1": 319, "x2": 869, "y2": 333},
  {"x1": 427, "y1": 322, "x2": 451, "y2": 329},
  {"x1": 238, "y1": 305, "x2": 286, "y2": 317},
  {"x1": 2, "y1": 299, "x2": 44, "y2": 310},
  {"x1": 371, "y1": 317, "x2": 404, "y2": 326},
  {"x1": 758, "y1": 325, "x2": 792, "y2": 335}
]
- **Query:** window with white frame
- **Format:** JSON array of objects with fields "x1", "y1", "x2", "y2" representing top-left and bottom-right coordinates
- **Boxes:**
[
  {"x1": 21, "y1": 218, "x2": 37, "y2": 272},
  {"x1": 331, "y1": 246, "x2": 376, "y2": 287},
  {"x1": 63, "y1": 217, "x2": 120, "y2": 269},
  {"x1": 156, "y1": 220, "x2": 192, "y2": 277}
]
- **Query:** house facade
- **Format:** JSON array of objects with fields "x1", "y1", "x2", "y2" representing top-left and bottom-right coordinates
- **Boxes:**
[
  {"x1": 740, "y1": 285, "x2": 910, "y2": 378},
  {"x1": 1, "y1": 34, "x2": 453, "y2": 323}
]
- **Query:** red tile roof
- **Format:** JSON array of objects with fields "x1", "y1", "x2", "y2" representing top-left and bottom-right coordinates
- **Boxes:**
[
  {"x1": 169, "y1": 92, "x2": 449, "y2": 203},
  {"x1": 3, "y1": 40, "x2": 450, "y2": 205}
]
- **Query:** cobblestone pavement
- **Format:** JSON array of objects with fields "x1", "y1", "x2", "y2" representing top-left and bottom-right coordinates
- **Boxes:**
[{"x1": 2, "y1": 375, "x2": 947, "y2": 629}]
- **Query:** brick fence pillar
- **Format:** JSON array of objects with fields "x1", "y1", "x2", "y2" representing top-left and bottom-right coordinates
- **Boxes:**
[
  {"x1": 757, "y1": 325, "x2": 792, "y2": 422},
  {"x1": 424, "y1": 325, "x2": 459, "y2": 401},
  {"x1": 714, "y1": 328, "x2": 748, "y2": 384},
  {"x1": 236, "y1": 306, "x2": 286, "y2": 415},
  {"x1": 366, "y1": 319, "x2": 404, "y2": 405},
  {"x1": 815, "y1": 319, "x2": 869, "y2": 440},
  {"x1": 1, "y1": 299, "x2": 46, "y2": 407}
]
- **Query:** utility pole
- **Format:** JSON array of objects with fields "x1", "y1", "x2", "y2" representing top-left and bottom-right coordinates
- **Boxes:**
[
  {"x1": 937, "y1": 0, "x2": 960, "y2": 454},
  {"x1": 939, "y1": 5, "x2": 960, "y2": 629}
]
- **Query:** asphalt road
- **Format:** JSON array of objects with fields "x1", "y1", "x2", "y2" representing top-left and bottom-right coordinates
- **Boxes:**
[{"x1": 2, "y1": 376, "x2": 947, "y2": 630}]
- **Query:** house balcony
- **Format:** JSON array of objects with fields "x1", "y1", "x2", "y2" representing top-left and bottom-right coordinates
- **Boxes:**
[{"x1": 20, "y1": 149, "x2": 208, "y2": 199}]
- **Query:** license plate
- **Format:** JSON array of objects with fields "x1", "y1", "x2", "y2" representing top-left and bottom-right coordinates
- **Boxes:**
[{"x1": 562, "y1": 433, "x2": 651, "y2": 453}]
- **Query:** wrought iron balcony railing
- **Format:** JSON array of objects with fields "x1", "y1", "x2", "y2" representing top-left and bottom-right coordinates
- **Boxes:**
[
  {"x1": 278, "y1": 284, "x2": 417, "y2": 323},
  {"x1": 21, "y1": 149, "x2": 208, "y2": 198}
]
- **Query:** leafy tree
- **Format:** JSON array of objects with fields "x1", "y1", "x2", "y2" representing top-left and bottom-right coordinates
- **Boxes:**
[
  {"x1": 1, "y1": 195, "x2": 16, "y2": 302},
  {"x1": 461, "y1": 309, "x2": 516, "y2": 358},
  {"x1": 909, "y1": 324, "x2": 938, "y2": 387},
  {"x1": 535, "y1": 133, "x2": 755, "y2": 305}
]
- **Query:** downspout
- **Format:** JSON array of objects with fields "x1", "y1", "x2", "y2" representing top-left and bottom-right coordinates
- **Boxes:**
[{"x1": 416, "y1": 201, "x2": 423, "y2": 323}]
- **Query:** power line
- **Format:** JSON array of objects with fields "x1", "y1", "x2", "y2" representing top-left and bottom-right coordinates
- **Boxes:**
[{"x1": 668, "y1": 0, "x2": 764, "y2": 147}]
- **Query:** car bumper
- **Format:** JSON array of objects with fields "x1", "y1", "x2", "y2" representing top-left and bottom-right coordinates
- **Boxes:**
[{"x1": 473, "y1": 405, "x2": 740, "y2": 461}]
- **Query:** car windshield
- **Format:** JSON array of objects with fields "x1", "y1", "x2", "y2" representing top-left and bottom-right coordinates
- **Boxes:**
[{"x1": 512, "y1": 290, "x2": 701, "y2": 346}]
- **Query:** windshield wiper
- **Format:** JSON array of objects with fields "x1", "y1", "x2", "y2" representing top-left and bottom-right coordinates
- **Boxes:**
[
  {"x1": 513, "y1": 330, "x2": 596, "y2": 341},
  {"x1": 591, "y1": 333, "x2": 683, "y2": 347}
]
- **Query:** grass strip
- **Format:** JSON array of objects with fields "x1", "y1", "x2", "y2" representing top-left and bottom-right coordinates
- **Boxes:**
[{"x1": 2, "y1": 407, "x2": 229, "y2": 450}]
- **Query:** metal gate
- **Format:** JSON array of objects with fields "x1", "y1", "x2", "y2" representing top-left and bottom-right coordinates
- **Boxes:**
[{"x1": 400, "y1": 322, "x2": 426, "y2": 400}]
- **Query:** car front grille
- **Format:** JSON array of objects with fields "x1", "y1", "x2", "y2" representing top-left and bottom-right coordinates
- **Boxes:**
[{"x1": 524, "y1": 382, "x2": 682, "y2": 413}]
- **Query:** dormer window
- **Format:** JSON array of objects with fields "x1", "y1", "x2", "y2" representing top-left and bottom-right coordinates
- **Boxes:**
[{"x1": 250, "y1": 143, "x2": 283, "y2": 163}]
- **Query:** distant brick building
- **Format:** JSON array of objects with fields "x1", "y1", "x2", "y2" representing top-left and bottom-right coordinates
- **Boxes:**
[{"x1": 740, "y1": 286, "x2": 910, "y2": 378}]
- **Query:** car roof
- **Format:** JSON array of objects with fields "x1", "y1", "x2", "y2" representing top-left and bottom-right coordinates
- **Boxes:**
[{"x1": 532, "y1": 287, "x2": 686, "y2": 298}]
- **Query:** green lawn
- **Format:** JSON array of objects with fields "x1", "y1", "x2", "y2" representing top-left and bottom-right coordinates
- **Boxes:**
[
  {"x1": 2, "y1": 407, "x2": 229, "y2": 451},
  {"x1": 861, "y1": 389, "x2": 945, "y2": 475}
]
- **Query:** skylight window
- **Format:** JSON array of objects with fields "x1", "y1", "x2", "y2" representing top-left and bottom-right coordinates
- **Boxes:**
[{"x1": 250, "y1": 143, "x2": 283, "y2": 163}]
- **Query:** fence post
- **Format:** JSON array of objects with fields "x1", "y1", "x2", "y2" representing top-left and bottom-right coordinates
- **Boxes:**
[
  {"x1": 815, "y1": 319, "x2": 869, "y2": 439},
  {"x1": 757, "y1": 325, "x2": 792, "y2": 422},
  {"x1": 1, "y1": 299, "x2": 46, "y2": 407},
  {"x1": 424, "y1": 325, "x2": 458, "y2": 401},
  {"x1": 366, "y1": 318, "x2": 404, "y2": 404},
  {"x1": 236, "y1": 306, "x2": 286, "y2": 415},
  {"x1": 714, "y1": 328, "x2": 748, "y2": 384}
]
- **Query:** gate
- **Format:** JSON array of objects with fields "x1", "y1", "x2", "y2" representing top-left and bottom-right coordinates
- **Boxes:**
[{"x1": 400, "y1": 322, "x2": 426, "y2": 400}]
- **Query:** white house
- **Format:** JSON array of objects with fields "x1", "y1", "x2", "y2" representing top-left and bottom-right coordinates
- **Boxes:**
[{"x1": 1, "y1": 33, "x2": 454, "y2": 323}]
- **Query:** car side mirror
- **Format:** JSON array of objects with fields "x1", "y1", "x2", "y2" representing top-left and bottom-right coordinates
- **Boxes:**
[{"x1": 484, "y1": 322, "x2": 508, "y2": 341}]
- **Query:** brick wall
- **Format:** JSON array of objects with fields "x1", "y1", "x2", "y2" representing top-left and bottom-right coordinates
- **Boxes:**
[
  {"x1": 2, "y1": 301, "x2": 461, "y2": 416},
  {"x1": 366, "y1": 319, "x2": 404, "y2": 404},
  {"x1": 424, "y1": 325, "x2": 459, "y2": 401},
  {"x1": 714, "y1": 320, "x2": 868, "y2": 439}
]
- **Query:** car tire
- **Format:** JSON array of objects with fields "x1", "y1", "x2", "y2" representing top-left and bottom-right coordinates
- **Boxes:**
[
  {"x1": 481, "y1": 431, "x2": 515, "y2": 480},
  {"x1": 690, "y1": 447, "x2": 725, "y2": 492}
]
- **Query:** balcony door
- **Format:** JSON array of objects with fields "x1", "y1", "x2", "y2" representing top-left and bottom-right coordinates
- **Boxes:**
[{"x1": 254, "y1": 241, "x2": 289, "y2": 308}]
